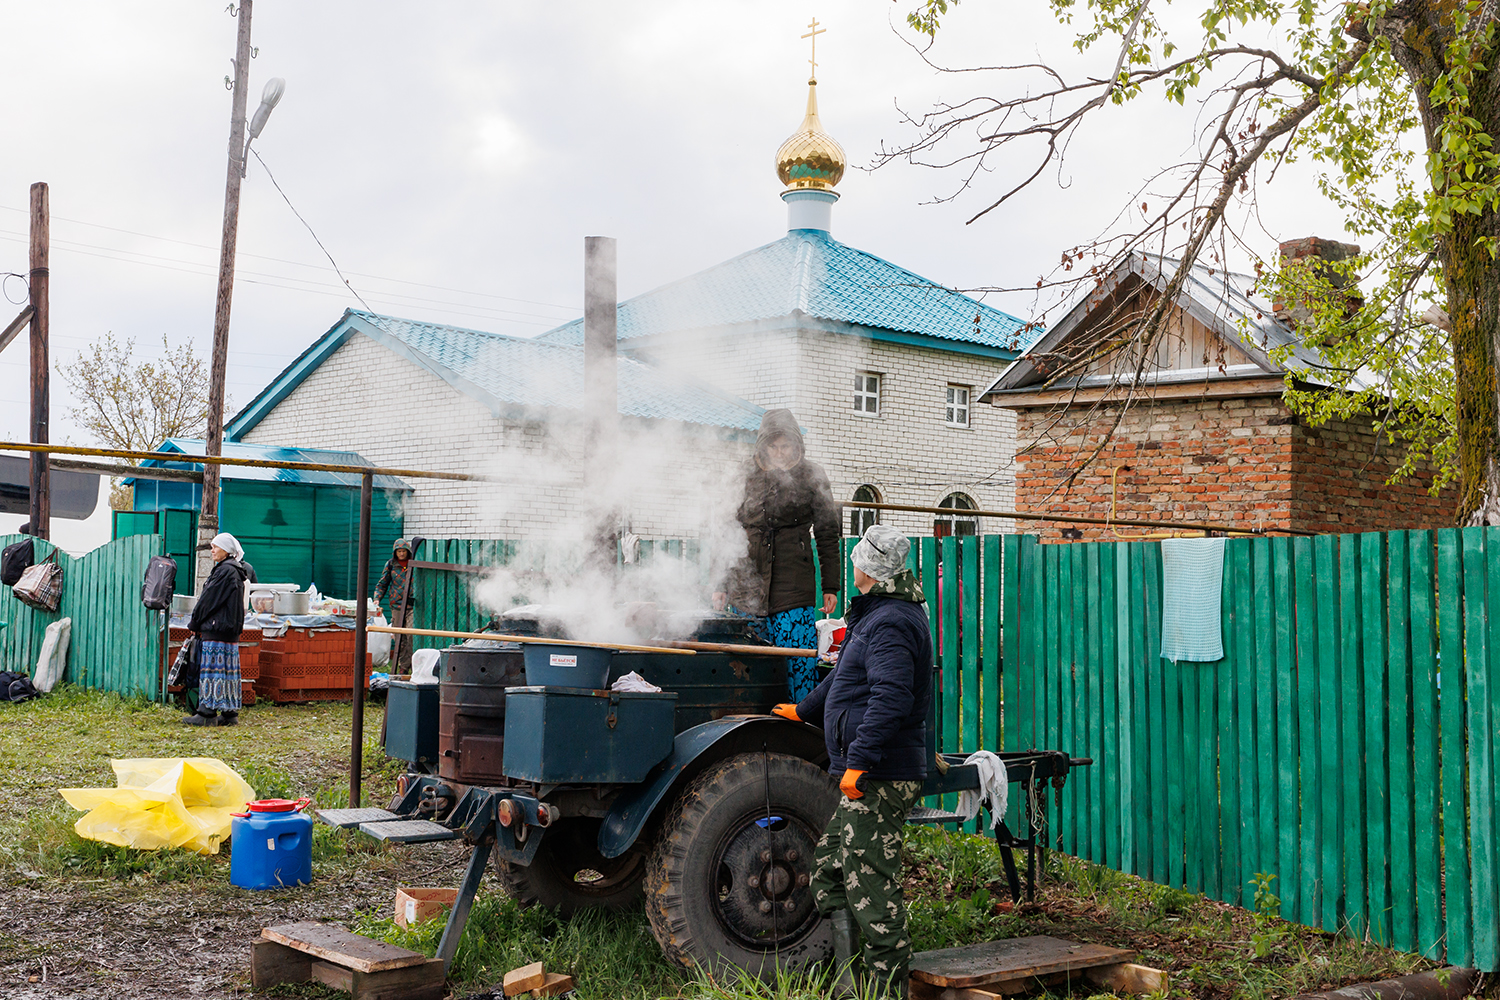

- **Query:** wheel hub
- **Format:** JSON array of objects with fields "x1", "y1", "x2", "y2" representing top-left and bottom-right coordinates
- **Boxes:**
[{"x1": 713, "y1": 815, "x2": 820, "y2": 948}]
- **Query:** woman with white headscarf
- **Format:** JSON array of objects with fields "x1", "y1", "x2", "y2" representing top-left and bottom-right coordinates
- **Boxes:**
[{"x1": 183, "y1": 532, "x2": 251, "y2": 726}]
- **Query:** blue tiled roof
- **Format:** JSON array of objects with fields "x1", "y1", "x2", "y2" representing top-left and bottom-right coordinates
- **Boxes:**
[
  {"x1": 127, "y1": 439, "x2": 410, "y2": 490},
  {"x1": 535, "y1": 229, "x2": 1033, "y2": 353},
  {"x1": 225, "y1": 311, "x2": 767, "y2": 441}
]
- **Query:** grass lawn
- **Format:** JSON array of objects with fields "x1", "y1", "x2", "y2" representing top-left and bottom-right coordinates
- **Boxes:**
[{"x1": 0, "y1": 686, "x2": 1441, "y2": 999}]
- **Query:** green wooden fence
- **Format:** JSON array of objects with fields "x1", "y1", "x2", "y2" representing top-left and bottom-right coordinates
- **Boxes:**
[
  {"x1": 1002, "y1": 528, "x2": 1500, "y2": 970},
  {"x1": 0, "y1": 533, "x2": 166, "y2": 698}
]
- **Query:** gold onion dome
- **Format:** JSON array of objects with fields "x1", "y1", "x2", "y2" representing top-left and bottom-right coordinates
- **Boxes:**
[{"x1": 776, "y1": 79, "x2": 846, "y2": 191}]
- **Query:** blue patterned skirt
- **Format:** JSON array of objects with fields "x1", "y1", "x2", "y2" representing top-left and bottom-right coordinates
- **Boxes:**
[
  {"x1": 198, "y1": 640, "x2": 242, "y2": 712},
  {"x1": 747, "y1": 606, "x2": 821, "y2": 701}
]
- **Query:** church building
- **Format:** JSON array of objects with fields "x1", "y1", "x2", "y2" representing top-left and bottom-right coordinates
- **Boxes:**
[{"x1": 218, "y1": 62, "x2": 1033, "y2": 545}]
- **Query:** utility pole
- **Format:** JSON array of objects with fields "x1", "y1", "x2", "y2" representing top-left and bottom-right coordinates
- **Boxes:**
[
  {"x1": 197, "y1": 0, "x2": 254, "y2": 592},
  {"x1": 28, "y1": 182, "x2": 49, "y2": 541}
]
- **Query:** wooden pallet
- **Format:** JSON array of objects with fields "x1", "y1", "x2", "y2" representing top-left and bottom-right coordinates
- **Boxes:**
[
  {"x1": 910, "y1": 936, "x2": 1166, "y2": 998},
  {"x1": 251, "y1": 921, "x2": 445, "y2": 1000}
]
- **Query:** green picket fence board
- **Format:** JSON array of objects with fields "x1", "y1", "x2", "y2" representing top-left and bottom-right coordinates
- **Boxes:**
[
  {"x1": 1163, "y1": 652, "x2": 1185, "y2": 887},
  {"x1": 1408, "y1": 531, "x2": 1442, "y2": 958},
  {"x1": 981, "y1": 534, "x2": 1001, "y2": 758},
  {"x1": 1143, "y1": 542, "x2": 1167, "y2": 884},
  {"x1": 1386, "y1": 531, "x2": 1416, "y2": 954},
  {"x1": 1292, "y1": 535, "x2": 1321, "y2": 927},
  {"x1": 1338, "y1": 534, "x2": 1367, "y2": 936},
  {"x1": 1437, "y1": 529, "x2": 1472, "y2": 966},
  {"x1": 939, "y1": 536, "x2": 961, "y2": 825},
  {"x1": 1114, "y1": 543, "x2": 1135, "y2": 876},
  {"x1": 1083, "y1": 542, "x2": 1102, "y2": 863},
  {"x1": 1055, "y1": 540, "x2": 1076, "y2": 853},
  {"x1": 1361, "y1": 532, "x2": 1390, "y2": 944},
  {"x1": 1463, "y1": 528, "x2": 1497, "y2": 969},
  {"x1": 1230, "y1": 540, "x2": 1257, "y2": 899},
  {"x1": 1181, "y1": 642, "x2": 1202, "y2": 894},
  {"x1": 1128, "y1": 543, "x2": 1150, "y2": 879},
  {"x1": 1098, "y1": 542, "x2": 1120, "y2": 870},
  {"x1": 1271, "y1": 537, "x2": 1298, "y2": 923},
  {"x1": 1312, "y1": 533, "x2": 1342, "y2": 930},
  {"x1": 1250, "y1": 538, "x2": 1277, "y2": 898},
  {"x1": 1001, "y1": 534, "x2": 1020, "y2": 762},
  {"x1": 1199, "y1": 640, "x2": 1221, "y2": 900},
  {"x1": 960, "y1": 535, "x2": 981, "y2": 833}
]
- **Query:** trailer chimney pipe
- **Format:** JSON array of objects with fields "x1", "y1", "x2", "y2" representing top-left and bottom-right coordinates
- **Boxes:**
[{"x1": 582, "y1": 236, "x2": 619, "y2": 570}]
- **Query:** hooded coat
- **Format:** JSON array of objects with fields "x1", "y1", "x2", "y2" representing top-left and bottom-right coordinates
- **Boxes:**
[
  {"x1": 189, "y1": 557, "x2": 251, "y2": 643},
  {"x1": 724, "y1": 409, "x2": 842, "y2": 617}
]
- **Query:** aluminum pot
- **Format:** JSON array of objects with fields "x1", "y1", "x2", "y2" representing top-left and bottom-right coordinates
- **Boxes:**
[
  {"x1": 273, "y1": 591, "x2": 310, "y2": 615},
  {"x1": 171, "y1": 594, "x2": 198, "y2": 614}
]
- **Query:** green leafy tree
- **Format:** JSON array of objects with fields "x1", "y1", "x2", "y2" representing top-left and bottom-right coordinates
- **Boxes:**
[
  {"x1": 888, "y1": 0, "x2": 1500, "y2": 522},
  {"x1": 57, "y1": 333, "x2": 210, "y2": 510}
]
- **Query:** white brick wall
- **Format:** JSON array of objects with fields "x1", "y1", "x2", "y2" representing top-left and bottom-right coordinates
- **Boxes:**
[
  {"x1": 645, "y1": 324, "x2": 1018, "y2": 536},
  {"x1": 242, "y1": 333, "x2": 753, "y2": 540}
]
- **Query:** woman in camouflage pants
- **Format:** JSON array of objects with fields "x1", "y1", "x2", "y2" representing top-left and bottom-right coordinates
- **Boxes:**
[{"x1": 773, "y1": 524, "x2": 933, "y2": 997}]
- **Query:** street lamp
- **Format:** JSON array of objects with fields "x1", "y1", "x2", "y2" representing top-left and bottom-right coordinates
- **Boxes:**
[{"x1": 241, "y1": 77, "x2": 285, "y2": 175}]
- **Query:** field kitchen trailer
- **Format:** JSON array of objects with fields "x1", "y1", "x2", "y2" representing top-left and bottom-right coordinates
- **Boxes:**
[{"x1": 317, "y1": 610, "x2": 1090, "y2": 978}]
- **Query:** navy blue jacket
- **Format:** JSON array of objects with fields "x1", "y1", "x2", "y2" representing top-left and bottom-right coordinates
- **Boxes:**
[{"x1": 796, "y1": 592, "x2": 932, "y2": 780}]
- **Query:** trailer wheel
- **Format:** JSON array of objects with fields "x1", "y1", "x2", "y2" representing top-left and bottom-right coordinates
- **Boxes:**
[
  {"x1": 645, "y1": 752, "x2": 838, "y2": 979},
  {"x1": 494, "y1": 818, "x2": 645, "y2": 916}
]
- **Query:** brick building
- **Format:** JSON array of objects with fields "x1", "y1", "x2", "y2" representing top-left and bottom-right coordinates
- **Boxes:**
[
  {"x1": 223, "y1": 73, "x2": 1033, "y2": 542},
  {"x1": 980, "y1": 249, "x2": 1453, "y2": 538}
]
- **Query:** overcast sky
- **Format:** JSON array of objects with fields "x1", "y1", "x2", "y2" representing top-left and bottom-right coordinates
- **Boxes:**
[{"x1": 0, "y1": 1, "x2": 1349, "y2": 548}]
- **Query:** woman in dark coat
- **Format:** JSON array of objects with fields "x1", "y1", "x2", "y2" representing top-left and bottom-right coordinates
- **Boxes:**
[
  {"x1": 716, "y1": 409, "x2": 842, "y2": 700},
  {"x1": 183, "y1": 532, "x2": 251, "y2": 727}
]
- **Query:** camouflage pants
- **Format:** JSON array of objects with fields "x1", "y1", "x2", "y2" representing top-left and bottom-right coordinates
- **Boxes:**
[{"x1": 811, "y1": 777, "x2": 922, "y2": 989}]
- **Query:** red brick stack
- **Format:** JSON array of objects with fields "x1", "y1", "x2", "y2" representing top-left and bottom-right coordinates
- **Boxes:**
[{"x1": 255, "y1": 627, "x2": 373, "y2": 704}]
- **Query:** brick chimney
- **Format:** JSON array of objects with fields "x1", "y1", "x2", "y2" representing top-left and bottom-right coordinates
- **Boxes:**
[{"x1": 1272, "y1": 236, "x2": 1361, "y2": 325}]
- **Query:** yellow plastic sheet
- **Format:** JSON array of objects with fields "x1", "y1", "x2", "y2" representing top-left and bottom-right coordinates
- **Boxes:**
[{"x1": 59, "y1": 758, "x2": 255, "y2": 855}]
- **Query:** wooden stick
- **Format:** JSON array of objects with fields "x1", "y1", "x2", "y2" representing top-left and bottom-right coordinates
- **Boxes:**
[
  {"x1": 366, "y1": 624, "x2": 697, "y2": 656},
  {"x1": 659, "y1": 639, "x2": 818, "y2": 657}
]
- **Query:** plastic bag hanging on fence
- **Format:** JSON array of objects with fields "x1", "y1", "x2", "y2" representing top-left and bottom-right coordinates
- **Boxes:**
[
  {"x1": 13, "y1": 552, "x2": 63, "y2": 612},
  {"x1": 59, "y1": 757, "x2": 255, "y2": 854},
  {"x1": 33, "y1": 617, "x2": 71, "y2": 693}
]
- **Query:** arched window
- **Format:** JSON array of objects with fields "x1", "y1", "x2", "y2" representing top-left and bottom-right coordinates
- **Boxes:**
[
  {"x1": 849, "y1": 485, "x2": 881, "y2": 537},
  {"x1": 934, "y1": 492, "x2": 978, "y2": 538}
]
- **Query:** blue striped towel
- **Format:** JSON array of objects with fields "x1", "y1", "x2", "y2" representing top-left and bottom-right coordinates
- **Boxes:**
[{"x1": 1160, "y1": 537, "x2": 1225, "y2": 663}]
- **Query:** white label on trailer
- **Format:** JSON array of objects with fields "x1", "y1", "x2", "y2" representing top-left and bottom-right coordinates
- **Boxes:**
[{"x1": 549, "y1": 654, "x2": 578, "y2": 666}]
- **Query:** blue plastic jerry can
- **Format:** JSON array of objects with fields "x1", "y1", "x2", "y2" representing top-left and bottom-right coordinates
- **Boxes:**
[{"x1": 230, "y1": 798, "x2": 313, "y2": 890}]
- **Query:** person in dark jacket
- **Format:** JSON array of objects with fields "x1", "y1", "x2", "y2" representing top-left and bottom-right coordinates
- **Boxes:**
[
  {"x1": 773, "y1": 523, "x2": 931, "y2": 997},
  {"x1": 373, "y1": 538, "x2": 416, "y2": 674},
  {"x1": 183, "y1": 532, "x2": 251, "y2": 727},
  {"x1": 716, "y1": 409, "x2": 842, "y2": 700}
]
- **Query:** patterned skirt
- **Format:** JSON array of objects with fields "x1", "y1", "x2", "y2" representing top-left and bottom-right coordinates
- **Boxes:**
[
  {"x1": 747, "y1": 606, "x2": 821, "y2": 701},
  {"x1": 197, "y1": 640, "x2": 242, "y2": 713}
]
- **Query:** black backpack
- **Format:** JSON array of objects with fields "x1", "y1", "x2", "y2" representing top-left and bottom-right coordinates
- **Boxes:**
[
  {"x1": 1, "y1": 538, "x2": 34, "y2": 587},
  {"x1": 141, "y1": 556, "x2": 178, "y2": 611},
  {"x1": 0, "y1": 671, "x2": 38, "y2": 703}
]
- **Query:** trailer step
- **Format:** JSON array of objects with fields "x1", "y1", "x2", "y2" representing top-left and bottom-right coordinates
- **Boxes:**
[
  {"x1": 908, "y1": 806, "x2": 969, "y2": 826},
  {"x1": 358, "y1": 819, "x2": 459, "y2": 843},
  {"x1": 315, "y1": 808, "x2": 400, "y2": 829}
]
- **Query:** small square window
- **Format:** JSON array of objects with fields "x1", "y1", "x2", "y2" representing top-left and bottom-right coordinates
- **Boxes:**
[
  {"x1": 946, "y1": 385, "x2": 970, "y2": 427},
  {"x1": 853, "y1": 373, "x2": 881, "y2": 415}
]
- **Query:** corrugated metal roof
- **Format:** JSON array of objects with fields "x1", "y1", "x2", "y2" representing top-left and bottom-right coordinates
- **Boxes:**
[
  {"x1": 347, "y1": 311, "x2": 766, "y2": 430},
  {"x1": 130, "y1": 439, "x2": 411, "y2": 490},
  {"x1": 535, "y1": 228, "x2": 1033, "y2": 352}
]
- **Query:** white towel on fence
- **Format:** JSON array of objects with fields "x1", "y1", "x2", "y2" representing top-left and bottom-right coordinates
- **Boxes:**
[
  {"x1": 1160, "y1": 536, "x2": 1226, "y2": 663},
  {"x1": 956, "y1": 750, "x2": 1008, "y2": 829}
]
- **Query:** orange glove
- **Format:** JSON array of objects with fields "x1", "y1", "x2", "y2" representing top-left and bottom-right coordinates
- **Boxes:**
[
  {"x1": 771, "y1": 703, "x2": 800, "y2": 722},
  {"x1": 840, "y1": 768, "x2": 866, "y2": 800}
]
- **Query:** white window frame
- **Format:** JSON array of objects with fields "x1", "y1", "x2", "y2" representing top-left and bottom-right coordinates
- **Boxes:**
[
  {"x1": 945, "y1": 385, "x2": 971, "y2": 428},
  {"x1": 853, "y1": 372, "x2": 881, "y2": 417},
  {"x1": 849, "y1": 484, "x2": 881, "y2": 537}
]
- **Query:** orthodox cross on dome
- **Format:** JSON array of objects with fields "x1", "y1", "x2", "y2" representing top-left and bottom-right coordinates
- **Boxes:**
[{"x1": 802, "y1": 17, "x2": 825, "y2": 82}]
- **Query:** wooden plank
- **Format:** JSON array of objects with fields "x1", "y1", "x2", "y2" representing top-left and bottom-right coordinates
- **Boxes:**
[
  {"x1": 1041, "y1": 542, "x2": 1060, "y2": 756},
  {"x1": 1087, "y1": 543, "x2": 1105, "y2": 862},
  {"x1": 1387, "y1": 530, "x2": 1416, "y2": 953},
  {"x1": 1100, "y1": 541, "x2": 1121, "y2": 871},
  {"x1": 1339, "y1": 533, "x2": 1367, "y2": 936},
  {"x1": 1181, "y1": 641, "x2": 1201, "y2": 894},
  {"x1": 1293, "y1": 535, "x2": 1320, "y2": 927},
  {"x1": 1272, "y1": 536, "x2": 1298, "y2": 924},
  {"x1": 1234, "y1": 539, "x2": 1258, "y2": 902},
  {"x1": 1474, "y1": 527, "x2": 1500, "y2": 969},
  {"x1": 911, "y1": 936, "x2": 1135, "y2": 987},
  {"x1": 1142, "y1": 543, "x2": 1166, "y2": 883},
  {"x1": 1114, "y1": 543, "x2": 1134, "y2": 875},
  {"x1": 1408, "y1": 531, "x2": 1442, "y2": 958},
  {"x1": 1251, "y1": 538, "x2": 1277, "y2": 896},
  {"x1": 1362, "y1": 531, "x2": 1390, "y2": 945},
  {"x1": 1198, "y1": 635, "x2": 1220, "y2": 900},
  {"x1": 504, "y1": 961, "x2": 547, "y2": 995},
  {"x1": 1164, "y1": 652, "x2": 1184, "y2": 888},
  {"x1": 260, "y1": 921, "x2": 427, "y2": 973},
  {"x1": 941, "y1": 535, "x2": 961, "y2": 825},
  {"x1": 981, "y1": 534, "x2": 1001, "y2": 757},
  {"x1": 1216, "y1": 542, "x2": 1240, "y2": 907},
  {"x1": 251, "y1": 938, "x2": 312, "y2": 987},
  {"x1": 1437, "y1": 528, "x2": 1471, "y2": 967},
  {"x1": 1059, "y1": 541, "x2": 1078, "y2": 854},
  {"x1": 311, "y1": 957, "x2": 446, "y2": 1000},
  {"x1": 961, "y1": 535, "x2": 981, "y2": 833},
  {"x1": 1001, "y1": 535, "x2": 1020, "y2": 755},
  {"x1": 1314, "y1": 532, "x2": 1342, "y2": 931},
  {"x1": 1083, "y1": 962, "x2": 1170, "y2": 996},
  {"x1": 1128, "y1": 543, "x2": 1150, "y2": 879}
]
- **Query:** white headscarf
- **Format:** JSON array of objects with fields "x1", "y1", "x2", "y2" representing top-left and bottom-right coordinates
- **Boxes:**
[{"x1": 211, "y1": 532, "x2": 244, "y2": 561}]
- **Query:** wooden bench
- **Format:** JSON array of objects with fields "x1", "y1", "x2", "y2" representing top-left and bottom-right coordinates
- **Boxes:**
[
  {"x1": 251, "y1": 921, "x2": 446, "y2": 1000},
  {"x1": 910, "y1": 935, "x2": 1167, "y2": 998}
]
